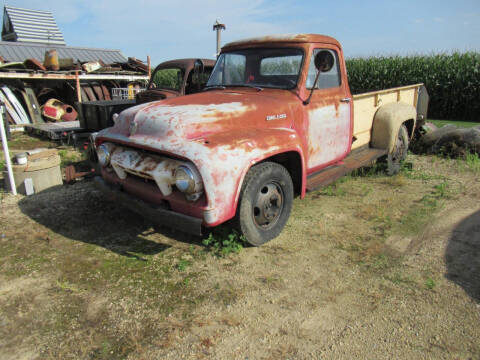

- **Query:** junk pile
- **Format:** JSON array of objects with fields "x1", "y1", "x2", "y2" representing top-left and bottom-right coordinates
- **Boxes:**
[
  {"x1": 3, "y1": 148, "x2": 63, "y2": 195},
  {"x1": 0, "y1": 50, "x2": 148, "y2": 128},
  {"x1": 416, "y1": 123, "x2": 480, "y2": 156}
]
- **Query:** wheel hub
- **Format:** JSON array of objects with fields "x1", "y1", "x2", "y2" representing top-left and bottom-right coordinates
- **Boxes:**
[{"x1": 253, "y1": 183, "x2": 283, "y2": 228}]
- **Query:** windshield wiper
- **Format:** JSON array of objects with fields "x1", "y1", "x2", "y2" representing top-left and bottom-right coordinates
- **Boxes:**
[{"x1": 203, "y1": 85, "x2": 226, "y2": 91}]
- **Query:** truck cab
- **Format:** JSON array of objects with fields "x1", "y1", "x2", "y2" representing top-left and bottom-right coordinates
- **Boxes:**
[{"x1": 95, "y1": 34, "x2": 424, "y2": 246}]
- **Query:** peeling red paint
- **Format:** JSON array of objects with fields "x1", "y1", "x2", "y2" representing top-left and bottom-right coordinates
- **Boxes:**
[{"x1": 96, "y1": 35, "x2": 353, "y2": 227}]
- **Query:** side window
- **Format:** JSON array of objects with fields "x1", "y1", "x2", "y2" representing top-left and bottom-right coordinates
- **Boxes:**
[
  {"x1": 151, "y1": 68, "x2": 184, "y2": 90},
  {"x1": 306, "y1": 49, "x2": 341, "y2": 89}
]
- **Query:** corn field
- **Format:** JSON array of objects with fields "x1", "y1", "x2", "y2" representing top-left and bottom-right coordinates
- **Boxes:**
[{"x1": 346, "y1": 52, "x2": 480, "y2": 121}]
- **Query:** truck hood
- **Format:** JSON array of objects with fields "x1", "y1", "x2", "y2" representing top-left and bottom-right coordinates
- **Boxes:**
[{"x1": 100, "y1": 90, "x2": 294, "y2": 141}]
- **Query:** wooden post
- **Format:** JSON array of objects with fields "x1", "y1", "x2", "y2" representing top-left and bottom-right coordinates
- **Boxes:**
[
  {"x1": 147, "y1": 56, "x2": 151, "y2": 78},
  {"x1": 75, "y1": 71, "x2": 82, "y2": 103}
]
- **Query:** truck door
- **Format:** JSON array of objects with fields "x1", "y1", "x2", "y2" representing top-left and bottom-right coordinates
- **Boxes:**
[{"x1": 305, "y1": 47, "x2": 352, "y2": 171}]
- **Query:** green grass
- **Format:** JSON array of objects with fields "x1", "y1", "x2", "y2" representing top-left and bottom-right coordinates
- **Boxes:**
[
  {"x1": 459, "y1": 152, "x2": 480, "y2": 174},
  {"x1": 317, "y1": 183, "x2": 346, "y2": 196},
  {"x1": 428, "y1": 119, "x2": 479, "y2": 128},
  {"x1": 58, "y1": 149, "x2": 88, "y2": 167}
]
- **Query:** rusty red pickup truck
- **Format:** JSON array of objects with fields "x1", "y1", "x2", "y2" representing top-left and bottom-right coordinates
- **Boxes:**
[{"x1": 94, "y1": 34, "x2": 428, "y2": 246}]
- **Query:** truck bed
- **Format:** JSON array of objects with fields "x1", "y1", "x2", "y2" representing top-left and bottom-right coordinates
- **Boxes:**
[{"x1": 351, "y1": 84, "x2": 423, "y2": 150}]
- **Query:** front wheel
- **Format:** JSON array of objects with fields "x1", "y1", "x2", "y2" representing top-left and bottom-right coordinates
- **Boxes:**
[
  {"x1": 236, "y1": 162, "x2": 293, "y2": 246},
  {"x1": 387, "y1": 124, "x2": 409, "y2": 175}
]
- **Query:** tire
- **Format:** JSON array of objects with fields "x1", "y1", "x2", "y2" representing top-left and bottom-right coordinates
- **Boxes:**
[
  {"x1": 387, "y1": 124, "x2": 409, "y2": 175},
  {"x1": 236, "y1": 162, "x2": 293, "y2": 246}
]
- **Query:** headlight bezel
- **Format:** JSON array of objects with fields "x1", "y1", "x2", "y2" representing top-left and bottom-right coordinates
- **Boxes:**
[
  {"x1": 174, "y1": 163, "x2": 203, "y2": 195},
  {"x1": 174, "y1": 165, "x2": 195, "y2": 193},
  {"x1": 97, "y1": 143, "x2": 114, "y2": 167}
]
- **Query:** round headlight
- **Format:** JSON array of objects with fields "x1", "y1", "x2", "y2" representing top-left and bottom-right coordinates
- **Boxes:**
[
  {"x1": 175, "y1": 165, "x2": 195, "y2": 193},
  {"x1": 97, "y1": 144, "x2": 111, "y2": 167}
]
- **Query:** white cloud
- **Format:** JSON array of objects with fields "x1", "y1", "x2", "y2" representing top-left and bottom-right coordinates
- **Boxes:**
[{"x1": 2, "y1": 0, "x2": 297, "y2": 64}]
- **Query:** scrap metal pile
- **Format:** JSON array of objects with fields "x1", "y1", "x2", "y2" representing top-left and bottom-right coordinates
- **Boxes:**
[{"x1": 0, "y1": 50, "x2": 148, "y2": 127}]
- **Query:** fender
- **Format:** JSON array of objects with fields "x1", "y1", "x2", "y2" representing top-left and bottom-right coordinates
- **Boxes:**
[
  {"x1": 200, "y1": 127, "x2": 305, "y2": 226},
  {"x1": 371, "y1": 102, "x2": 417, "y2": 153}
]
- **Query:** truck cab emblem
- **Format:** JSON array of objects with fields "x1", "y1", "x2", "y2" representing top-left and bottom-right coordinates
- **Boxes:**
[{"x1": 266, "y1": 113, "x2": 286, "y2": 121}]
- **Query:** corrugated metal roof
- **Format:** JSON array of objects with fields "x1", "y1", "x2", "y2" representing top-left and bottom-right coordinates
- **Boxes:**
[
  {"x1": 2, "y1": 6, "x2": 66, "y2": 45},
  {"x1": 0, "y1": 41, "x2": 128, "y2": 64}
]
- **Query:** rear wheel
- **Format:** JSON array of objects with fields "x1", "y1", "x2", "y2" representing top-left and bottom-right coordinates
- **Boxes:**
[
  {"x1": 237, "y1": 162, "x2": 293, "y2": 246},
  {"x1": 387, "y1": 124, "x2": 409, "y2": 175}
]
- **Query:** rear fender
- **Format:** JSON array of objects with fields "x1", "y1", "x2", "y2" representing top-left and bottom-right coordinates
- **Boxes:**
[{"x1": 371, "y1": 102, "x2": 417, "y2": 153}]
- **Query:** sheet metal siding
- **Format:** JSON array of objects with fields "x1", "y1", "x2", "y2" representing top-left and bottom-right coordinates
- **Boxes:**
[
  {"x1": 3, "y1": 6, "x2": 65, "y2": 45},
  {"x1": 0, "y1": 41, "x2": 127, "y2": 63}
]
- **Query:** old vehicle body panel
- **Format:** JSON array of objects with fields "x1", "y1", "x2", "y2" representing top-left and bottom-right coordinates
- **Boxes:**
[
  {"x1": 136, "y1": 58, "x2": 216, "y2": 104},
  {"x1": 96, "y1": 34, "x2": 424, "y2": 233},
  {"x1": 97, "y1": 89, "x2": 304, "y2": 226},
  {"x1": 352, "y1": 84, "x2": 421, "y2": 149},
  {"x1": 302, "y1": 42, "x2": 353, "y2": 173}
]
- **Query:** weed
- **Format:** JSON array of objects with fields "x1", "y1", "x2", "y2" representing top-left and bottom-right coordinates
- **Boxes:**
[
  {"x1": 351, "y1": 161, "x2": 386, "y2": 177},
  {"x1": 202, "y1": 227, "x2": 246, "y2": 256},
  {"x1": 0, "y1": 159, "x2": 4, "y2": 171},
  {"x1": 56, "y1": 279, "x2": 81, "y2": 293},
  {"x1": 360, "y1": 184, "x2": 372, "y2": 196},
  {"x1": 400, "y1": 161, "x2": 447, "y2": 181},
  {"x1": 371, "y1": 253, "x2": 390, "y2": 270},
  {"x1": 318, "y1": 184, "x2": 346, "y2": 196},
  {"x1": 385, "y1": 272, "x2": 415, "y2": 286},
  {"x1": 176, "y1": 259, "x2": 191, "y2": 272},
  {"x1": 425, "y1": 278, "x2": 436, "y2": 290},
  {"x1": 433, "y1": 182, "x2": 449, "y2": 198},
  {"x1": 461, "y1": 152, "x2": 480, "y2": 173}
]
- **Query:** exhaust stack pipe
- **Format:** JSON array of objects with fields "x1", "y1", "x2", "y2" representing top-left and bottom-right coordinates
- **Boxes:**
[{"x1": 213, "y1": 20, "x2": 226, "y2": 58}]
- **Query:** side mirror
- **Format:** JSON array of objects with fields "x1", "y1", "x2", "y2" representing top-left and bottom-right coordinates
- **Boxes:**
[
  {"x1": 303, "y1": 50, "x2": 335, "y2": 105},
  {"x1": 314, "y1": 50, "x2": 335, "y2": 72}
]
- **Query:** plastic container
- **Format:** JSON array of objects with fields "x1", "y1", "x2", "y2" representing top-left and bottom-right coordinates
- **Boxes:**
[{"x1": 15, "y1": 152, "x2": 27, "y2": 165}]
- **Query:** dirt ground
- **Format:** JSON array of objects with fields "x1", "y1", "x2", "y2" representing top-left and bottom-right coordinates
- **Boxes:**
[{"x1": 0, "y1": 143, "x2": 479, "y2": 359}]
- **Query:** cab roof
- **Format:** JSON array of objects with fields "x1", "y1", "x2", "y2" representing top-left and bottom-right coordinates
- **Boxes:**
[
  {"x1": 156, "y1": 58, "x2": 215, "y2": 70},
  {"x1": 222, "y1": 34, "x2": 341, "y2": 51}
]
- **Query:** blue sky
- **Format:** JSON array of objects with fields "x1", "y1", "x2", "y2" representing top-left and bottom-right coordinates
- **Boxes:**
[{"x1": 3, "y1": 0, "x2": 479, "y2": 66}]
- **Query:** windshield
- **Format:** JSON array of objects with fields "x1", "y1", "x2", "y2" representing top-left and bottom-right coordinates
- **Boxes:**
[
  {"x1": 150, "y1": 67, "x2": 184, "y2": 91},
  {"x1": 206, "y1": 48, "x2": 303, "y2": 89}
]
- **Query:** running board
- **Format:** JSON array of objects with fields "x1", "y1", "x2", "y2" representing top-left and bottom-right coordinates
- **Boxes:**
[{"x1": 306, "y1": 148, "x2": 387, "y2": 191}]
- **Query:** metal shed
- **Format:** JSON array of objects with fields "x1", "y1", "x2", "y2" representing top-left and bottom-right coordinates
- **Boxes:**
[
  {"x1": 0, "y1": 41, "x2": 128, "y2": 64},
  {"x1": 2, "y1": 6, "x2": 65, "y2": 46}
]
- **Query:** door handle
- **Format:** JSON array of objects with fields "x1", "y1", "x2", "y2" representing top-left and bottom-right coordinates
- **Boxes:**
[{"x1": 340, "y1": 97, "x2": 351, "y2": 103}]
